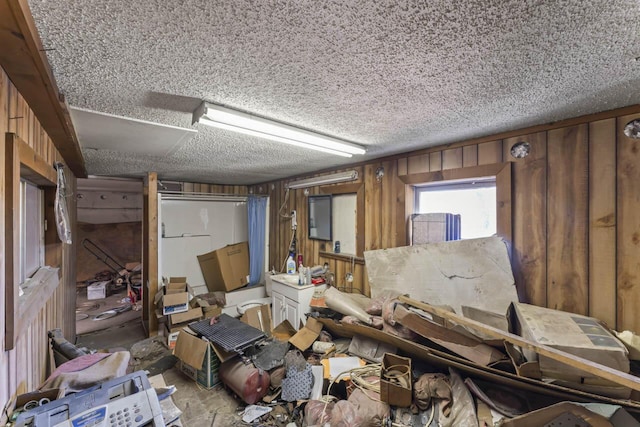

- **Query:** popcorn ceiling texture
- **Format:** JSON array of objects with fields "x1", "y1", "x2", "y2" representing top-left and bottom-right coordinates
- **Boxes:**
[{"x1": 28, "y1": 0, "x2": 640, "y2": 185}]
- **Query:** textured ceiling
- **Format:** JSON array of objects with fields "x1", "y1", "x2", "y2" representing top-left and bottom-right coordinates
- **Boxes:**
[{"x1": 28, "y1": 0, "x2": 640, "y2": 185}]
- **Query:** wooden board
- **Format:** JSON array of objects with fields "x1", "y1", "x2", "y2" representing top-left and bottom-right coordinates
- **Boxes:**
[
  {"x1": 407, "y1": 153, "x2": 429, "y2": 174},
  {"x1": 463, "y1": 145, "x2": 478, "y2": 167},
  {"x1": 617, "y1": 113, "x2": 640, "y2": 333},
  {"x1": 546, "y1": 124, "x2": 588, "y2": 314},
  {"x1": 588, "y1": 118, "x2": 617, "y2": 328},
  {"x1": 442, "y1": 147, "x2": 463, "y2": 170},
  {"x1": 429, "y1": 151, "x2": 442, "y2": 171},
  {"x1": 504, "y1": 132, "x2": 547, "y2": 307},
  {"x1": 364, "y1": 163, "x2": 381, "y2": 251},
  {"x1": 478, "y1": 140, "x2": 503, "y2": 165},
  {"x1": 399, "y1": 295, "x2": 640, "y2": 393}
]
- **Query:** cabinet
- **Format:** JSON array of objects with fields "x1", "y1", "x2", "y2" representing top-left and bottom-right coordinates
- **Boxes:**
[{"x1": 270, "y1": 274, "x2": 326, "y2": 330}]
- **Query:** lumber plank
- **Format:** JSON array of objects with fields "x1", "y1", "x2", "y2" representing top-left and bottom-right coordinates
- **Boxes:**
[
  {"x1": 478, "y1": 140, "x2": 503, "y2": 165},
  {"x1": 442, "y1": 147, "x2": 463, "y2": 170},
  {"x1": 463, "y1": 144, "x2": 478, "y2": 167},
  {"x1": 399, "y1": 295, "x2": 640, "y2": 392}
]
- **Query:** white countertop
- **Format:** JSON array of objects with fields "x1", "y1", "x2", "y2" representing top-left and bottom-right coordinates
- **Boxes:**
[{"x1": 270, "y1": 273, "x2": 319, "y2": 290}]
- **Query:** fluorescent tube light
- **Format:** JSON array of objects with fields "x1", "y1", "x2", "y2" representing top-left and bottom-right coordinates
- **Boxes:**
[
  {"x1": 193, "y1": 102, "x2": 366, "y2": 157},
  {"x1": 286, "y1": 170, "x2": 359, "y2": 189}
]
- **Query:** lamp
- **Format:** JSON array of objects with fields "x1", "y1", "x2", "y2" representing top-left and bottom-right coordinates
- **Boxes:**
[
  {"x1": 286, "y1": 170, "x2": 359, "y2": 189},
  {"x1": 193, "y1": 102, "x2": 366, "y2": 157}
]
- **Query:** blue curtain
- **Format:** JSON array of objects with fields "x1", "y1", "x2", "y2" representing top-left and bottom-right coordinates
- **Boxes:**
[{"x1": 247, "y1": 195, "x2": 268, "y2": 286}]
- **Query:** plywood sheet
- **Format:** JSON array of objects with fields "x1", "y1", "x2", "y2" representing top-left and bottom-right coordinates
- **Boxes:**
[{"x1": 364, "y1": 236, "x2": 517, "y2": 315}]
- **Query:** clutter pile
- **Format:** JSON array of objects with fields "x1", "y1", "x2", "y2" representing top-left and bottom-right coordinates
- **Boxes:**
[{"x1": 163, "y1": 236, "x2": 640, "y2": 426}]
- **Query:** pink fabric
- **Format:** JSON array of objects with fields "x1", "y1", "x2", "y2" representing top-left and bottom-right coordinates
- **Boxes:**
[{"x1": 47, "y1": 353, "x2": 111, "y2": 382}]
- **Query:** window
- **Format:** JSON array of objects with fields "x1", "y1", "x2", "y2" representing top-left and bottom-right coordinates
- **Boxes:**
[
  {"x1": 415, "y1": 179, "x2": 497, "y2": 239},
  {"x1": 19, "y1": 179, "x2": 45, "y2": 285}
]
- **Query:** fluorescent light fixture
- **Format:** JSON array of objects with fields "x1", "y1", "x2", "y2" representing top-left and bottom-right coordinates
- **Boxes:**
[
  {"x1": 193, "y1": 102, "x2": 366, "y2": 157},
  {"x1": 286, "y1": 170, "x2": 359, "y2": 189}
]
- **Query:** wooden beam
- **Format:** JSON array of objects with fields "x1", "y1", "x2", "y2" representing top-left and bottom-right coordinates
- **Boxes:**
[
  {"x1": 0, "y1": 0, "x2": 86, "y2": 177},
  {"x1": 4, "y1": 133, "x2": 20, "y2": 350},
  {"x1": 15, "y1": 134, "x2": 56, "y2": 185},
  {"x1": 143, "y1": 172, "x2": 159, "y2": 336},
  {"x1": 398, "y1": 295, "x2": 640, "y2": 393}
]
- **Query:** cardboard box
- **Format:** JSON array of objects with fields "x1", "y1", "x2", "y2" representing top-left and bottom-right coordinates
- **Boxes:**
[
  {"x1": 2, "y1": 388, "x2": 63, "y2": 424},
  {"x1": 289, "y1": 317, "x2": 323, "y2": 351},
  {"x1": 240, "y1": 305, "x2": 272, "y2": 336},
  {"x1": 197, "y1": 242, "x2": 250, "y2": 292},
  {"x1": 174, "y1": 329, "x2": 222, "y2": 389},
  {"x1": 380, "y1": 353, "x2": 412, "y2": 408},
  {"x1": 87, "y1": 281, "x2": 109, "y2": 300},
  {"x1": 511, "y1": 303, "x2": 629, "y2": 382},
  {"x1": 156, "y1": 278, "x2": 190, "y2": 315},
  {"x1": 169, "y1": 307, "x2": 203, "y2": 328}
]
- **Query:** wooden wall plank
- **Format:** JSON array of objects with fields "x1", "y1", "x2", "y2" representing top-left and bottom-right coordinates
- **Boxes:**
[
  {"x1": 547, "y1": 125, "x2": 589, "y2": 314},
  {"x1": 397, "y1": 158, "x2": 408, "y2": 176},
  {"x1": 407, "y1": 153, "x2": 429, "y2": 174},
  {"x1": 442, "y1": 147, "x2": 463, "y2": 170},
  {"x1": 617, "y1": 114, "x2": 640, "y2": 332},
  {"x1": 380, "y1": 160, "x2": 397, "y2": 249},
  {"x1": 478, "y1": 140, "x2": 503, "y2": 165},
  {"x1": 463, "y1": 145, "x2": 478, "y2": 167},
  {"x1": 429, "y1": 151, "x2": 442, "y2": 171},
  {"x1": 588, "y1": 118, "x2": 617, "y2": 328},
  {"x1": 504, "y1": 132, "x2": 547, "y2": 307},
  {"x1": 364, "y1": 164, "x2": 381, "y2": 251}
]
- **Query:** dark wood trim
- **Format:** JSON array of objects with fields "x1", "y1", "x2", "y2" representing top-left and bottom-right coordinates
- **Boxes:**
[
  {"x1": 319, "y1": 251, "x2": 365, "y2": 265},
  {"x1": 0, "y1": 0, "x2": 86, "y2": 177},
  {"x1": 4, "y1": 133, "x2": 60, "y2": 350},
  {"x1": 399, "y1": 162, "x2": 512, "y2": 245},
  {"x1": 320, "y1": 182, "x2": 365, "y2": 256},
  {"x1": 4, "y1": 133, "x2": 19, "y2": 350}
]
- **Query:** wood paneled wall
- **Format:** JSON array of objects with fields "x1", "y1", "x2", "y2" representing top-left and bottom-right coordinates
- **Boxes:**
[
  {"x1": 255, "y1": 106, "x2": 640, "y2": 333},
  {"x1": 0, "y1": 68, "x2": 77, "y2": 409}
]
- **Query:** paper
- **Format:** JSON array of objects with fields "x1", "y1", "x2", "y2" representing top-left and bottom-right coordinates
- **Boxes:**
[
  {"x1": 320, "y1": 357, "x2": 365, "y2": 381},
  {"x1": 242, "y1": 405, "x2": 272, "y2": 423}
]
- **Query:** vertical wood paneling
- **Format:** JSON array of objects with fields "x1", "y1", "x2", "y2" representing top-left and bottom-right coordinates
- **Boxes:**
[
  {"x1": 463, "y1": 145, "x2": 478, "y2": 167},
  {"x1": 429, "y1": 151, "x2": 442, "y2": 171},
  {"x1": 407, "y1": 154, "x2": 429, "y2": 174},
  {"x1": 617, "y1": 114, "x2": 640, "y2": 332},
  {"x1": 364, "y1": 164, "x2": 381, "y2": 251},
  {"x1": 505, "y1": 132, "x2": 547, "y2": 307},
  {"x1": 588, "y1": 119, "x2": 617, "y2": 328},
  {"x1": 380, "y1": 160, "x2": 397, "y2": 249},
  {"x1": 478, "y1": 140, "x2": 503, "y2": 165},
  {"x1": 397, "y1": 158, "x2": 408, "y2": 176},
  {"x1": 442, "y1": 147, "x2": 463, "y2": 170},
  {"x1": 547, "y1": 125, "x2": 589, "y2": 314}
]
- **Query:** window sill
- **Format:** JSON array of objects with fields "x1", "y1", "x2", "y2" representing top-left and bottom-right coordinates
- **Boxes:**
[
  {"x1": 18, "y1": 266, "x2": 60, "y2": 336},
  {"x1": 319, "y1": 251, "x2": 365, "y2": 265}
]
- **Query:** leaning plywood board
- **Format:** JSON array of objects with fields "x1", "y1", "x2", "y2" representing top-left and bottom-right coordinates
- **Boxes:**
[
  {"x1": 364, "y1": 236, "x2": 517, "y2": 315},
  {"x1": 399, "y1": 296, "x2": 640, "y2": 393}
]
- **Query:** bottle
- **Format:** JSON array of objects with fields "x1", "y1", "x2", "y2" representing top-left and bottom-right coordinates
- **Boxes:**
[
  {"x1": 298, "y1": 262, "x2": 305, "y2": 285},
  {"x1": 286, "y1": 255, "x2": 296, "y2": 274}
]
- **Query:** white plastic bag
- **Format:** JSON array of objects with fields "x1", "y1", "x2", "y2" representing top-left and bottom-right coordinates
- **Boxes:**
[{"x1": 54, "y1": 165, "x2": 72, "y2": 244}]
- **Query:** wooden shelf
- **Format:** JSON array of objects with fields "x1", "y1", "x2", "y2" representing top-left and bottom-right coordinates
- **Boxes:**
[{"x1": 319, "y1": 251, "x2": 365, "y2": 265}]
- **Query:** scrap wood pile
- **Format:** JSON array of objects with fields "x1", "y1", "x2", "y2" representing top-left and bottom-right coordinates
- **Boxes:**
[{"x1": 188, "y1": 236, "x2": 640, "y2": 427}]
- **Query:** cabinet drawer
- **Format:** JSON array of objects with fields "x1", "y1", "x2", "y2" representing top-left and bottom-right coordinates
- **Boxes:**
[{"x1": 271, "y1": 280, "x2": 305, "y2": 302}]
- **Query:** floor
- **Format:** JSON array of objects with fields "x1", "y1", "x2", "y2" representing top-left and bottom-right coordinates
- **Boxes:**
[{"x1": 75, "y1": 314, "x2": 243, "y2": 426}]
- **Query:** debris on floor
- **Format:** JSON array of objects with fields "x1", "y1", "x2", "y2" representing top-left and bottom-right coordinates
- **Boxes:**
[{"x1": 8, "y1": 237, "x2": 640, "y2": 426}]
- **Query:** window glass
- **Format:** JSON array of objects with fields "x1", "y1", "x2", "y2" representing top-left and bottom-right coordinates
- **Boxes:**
[
  {"x1": 20, "y1": 180, "x2": 45, "y2": 283},
  {"x1": 331, "y1": 194, "x2": 357, "y2": 254},
  {"x1": 415, "y1": 180, "x2": 496, "y2": 239}
]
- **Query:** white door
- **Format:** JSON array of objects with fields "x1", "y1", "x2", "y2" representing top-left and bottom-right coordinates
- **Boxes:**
[
  {"x1": 285, "y1": 297, "x2": 300, "y2": 329},
  {"x1": 272, "y1": 292, "x2": 286, "y2": 326}
]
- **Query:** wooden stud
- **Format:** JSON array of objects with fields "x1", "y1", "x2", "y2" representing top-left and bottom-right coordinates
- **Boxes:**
[{"x1": 4, "y1": 133, "x2": 19, "y2": 350}]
